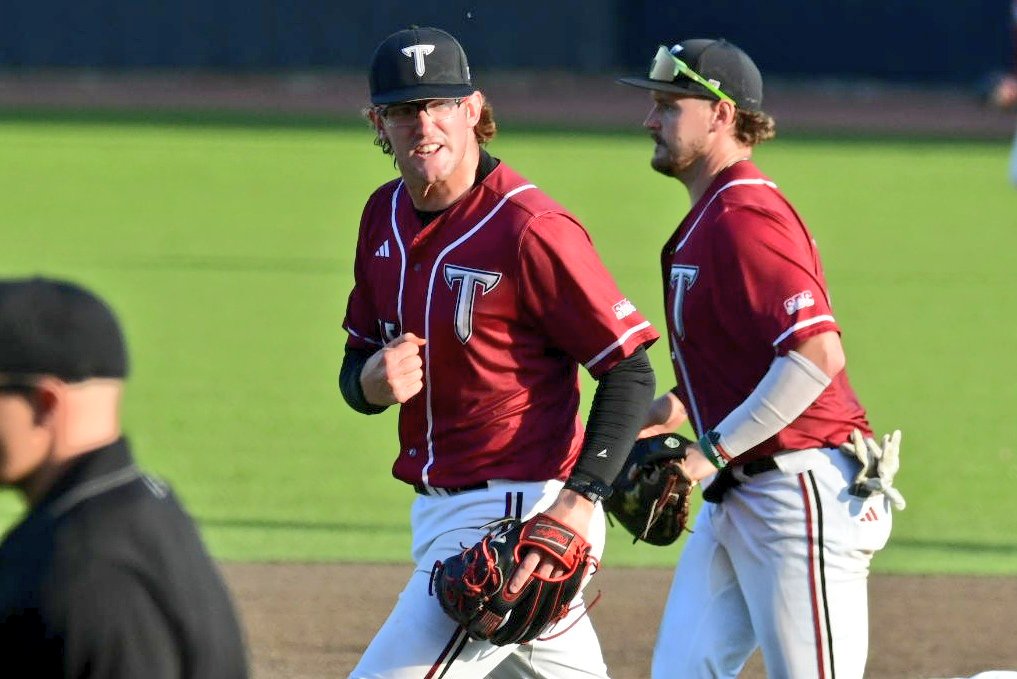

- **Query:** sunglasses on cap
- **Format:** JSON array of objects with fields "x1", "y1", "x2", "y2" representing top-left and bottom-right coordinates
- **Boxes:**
[{"x1": 648, "y1": 45, "x2": 735, "y2": 105}]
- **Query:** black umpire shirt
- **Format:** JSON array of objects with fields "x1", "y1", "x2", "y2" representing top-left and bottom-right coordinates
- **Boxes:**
[{"x1": 0, "y1": 438, "x2": 248, "y2": 678}]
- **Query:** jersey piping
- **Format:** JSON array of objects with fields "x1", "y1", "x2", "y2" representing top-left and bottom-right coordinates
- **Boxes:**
[
  {"x1": 584, "y1": 321, "x2": 653, "y2": 370},
  {"x1": 772, "y1": 314, "x2": 836, "y2": 348},
  {"x1": 417, "y1": 182, "x2": 537, "y2": 486},
  {"x1": 671, "y1": 177, "x2": 777, "y2": 439},
  {"x1": 672, "y1": 335, "x2": 704, "y2": 436},
  {"x1": 390, "y1": 182, "x2": 409, "y2": 331},
  {"x1": 671, "y1": 178, "x2": 778, "y2": 253},
  {"x1": 346, "y1": 325, "x2": 383, "y2": 347}
]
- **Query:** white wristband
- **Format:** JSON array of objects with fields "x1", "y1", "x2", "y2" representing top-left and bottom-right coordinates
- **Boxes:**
[{"x1": 700, "y1": 351, "x2": 831, "y2": 468}]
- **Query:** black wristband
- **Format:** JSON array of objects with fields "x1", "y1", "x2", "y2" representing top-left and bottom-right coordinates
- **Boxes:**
[
  {"x1": 339, "y1": 346, "x2": 388, "y2": 415},
  {"x1": 563, "y1": 475, "x2": 614, "y2": 504}
]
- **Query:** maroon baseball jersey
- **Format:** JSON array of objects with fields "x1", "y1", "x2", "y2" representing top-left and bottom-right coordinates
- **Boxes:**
[
  {"x1": 662, "y1": 160, "x2": 869, "y2": 462},
  {"x1": 344, "y1": 161, "x2": 659, "y2": 488}
]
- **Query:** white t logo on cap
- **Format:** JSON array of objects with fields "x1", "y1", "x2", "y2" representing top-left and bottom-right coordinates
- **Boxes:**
[{"x1": 401, "y1": 44, "x2": 435, "y2": 77}]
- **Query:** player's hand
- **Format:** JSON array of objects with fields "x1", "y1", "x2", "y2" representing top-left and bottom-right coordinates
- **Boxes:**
[
  {"x1": 359, "y1": 333, "x2": 427, "y2": 406},
  {"x1": 507, "y1": 489, "x2": 594, "y2": 594},
  {"x1": 680, "y1": 445, "x2": 724, "y2": 484}
]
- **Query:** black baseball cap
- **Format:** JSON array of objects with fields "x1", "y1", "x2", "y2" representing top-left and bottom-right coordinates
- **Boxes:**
[
  {"x1": 618, "y1": 38, "x2": 763, "y2": 111},
  {"x1": 369, "y1": 27, "x2": 475, "y2": 105},
  {"x1": 0, "y1": 277, "x2": 128, "y2": 382}
]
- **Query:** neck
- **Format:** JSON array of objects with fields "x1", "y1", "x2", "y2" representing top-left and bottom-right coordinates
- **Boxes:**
[
  {"x1": 685, "y1": 147, "x2": 752, "y2": 205},
  {"x1": 20, "y1": 381, "x2": 123, "y2": 507},
  {"x1": 405, "y1": 142, "x2": 481, "y2": 212},
  {"x1": 22, "y1": 431, "x2": 122, "y2": 508}
]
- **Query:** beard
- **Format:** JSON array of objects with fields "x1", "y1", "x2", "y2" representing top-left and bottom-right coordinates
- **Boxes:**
[
  {"x1": 650, "y1": 152, "x2": 678, "y2": 177},
  {"x1": 650, "y1": 136, "x2": 702, "y2": 179}
]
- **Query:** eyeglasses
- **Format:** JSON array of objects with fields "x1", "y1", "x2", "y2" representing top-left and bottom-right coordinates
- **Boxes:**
[
  {"x1": 375, "y1": 98, "x2": 465, "y2": 127},
  {"x1": 648, "y1": 45, "x2": 735, "y2": 105}
]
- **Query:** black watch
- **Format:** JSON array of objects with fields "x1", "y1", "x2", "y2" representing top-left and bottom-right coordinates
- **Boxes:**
[{"x1": 563, "y1": 476, "x2": 614, "y2": 504}]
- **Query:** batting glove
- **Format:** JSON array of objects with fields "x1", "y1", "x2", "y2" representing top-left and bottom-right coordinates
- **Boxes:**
[{"x1": 841, "y1": 428, "x2": 906, "y2": 511}]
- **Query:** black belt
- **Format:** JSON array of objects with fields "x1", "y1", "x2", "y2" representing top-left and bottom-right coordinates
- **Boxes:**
[
  {"x1": 740, "y1": 456, "x2": 779, "y2": 476},
  {"x1": 702, "y1": 456, "x2": 779, "y2": 504},
  {"x1": 413, "y1": 481, "x2": 488, "y2": 496}
]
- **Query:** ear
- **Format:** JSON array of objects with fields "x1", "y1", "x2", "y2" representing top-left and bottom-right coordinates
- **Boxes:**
[
  {"x1": 711, "y1": 99, "x2": 738, "y2": 130},
  {"x1": 463, "y1": 91, "x2": 484, "y2": 126},
  {"x1": 368, "y1": 108, "x2": 388, "y2": 138},
  {"x1": 28, "y1": 378, "x2": 61, "y2": 427}
]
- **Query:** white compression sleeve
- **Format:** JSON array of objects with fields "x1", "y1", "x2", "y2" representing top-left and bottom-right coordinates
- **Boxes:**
[{"x1": 699, "y1": 350, "x2": 832, "y2": 468}]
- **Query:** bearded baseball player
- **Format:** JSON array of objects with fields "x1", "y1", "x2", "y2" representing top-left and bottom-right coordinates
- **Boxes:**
[
  {"x1": 340, "y1": 27, "x2": 659, "y2": 678},
  {"x1": 617, "y1": 39, "x2": 905, "y2": 678}
]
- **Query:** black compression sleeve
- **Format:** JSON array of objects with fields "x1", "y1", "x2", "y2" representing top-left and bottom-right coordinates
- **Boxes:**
[
  {"x1": 568, "y1": 346, "x2": 656, "y2": 490},
  {"x1": 339, "y1": 346, "x2": 389, "y2": 415}
]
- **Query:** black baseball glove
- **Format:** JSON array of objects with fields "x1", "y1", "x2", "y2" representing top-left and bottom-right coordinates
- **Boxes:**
[
  {"x1": 429, "y1": 513, "x2": 595, "y2": 646},
  {"x1": 604, "y1": 433, "x2": 696, "y2": 546}
]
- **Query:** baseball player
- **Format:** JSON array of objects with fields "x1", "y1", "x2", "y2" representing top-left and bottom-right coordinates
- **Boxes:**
[
  {"x1": 617, "y1": 39, "x2": 904, "y2": 678},
  {"x1": 340, "y1": 27, "x2": 660, "y2": 678}
]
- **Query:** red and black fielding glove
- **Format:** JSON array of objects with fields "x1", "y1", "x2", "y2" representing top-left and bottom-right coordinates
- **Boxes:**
[{"x1": 430, "y1": 513, "x2": 596, "y2": 646}]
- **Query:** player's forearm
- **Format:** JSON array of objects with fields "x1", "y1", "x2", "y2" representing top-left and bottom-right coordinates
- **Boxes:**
[
  {"x1": 697, "y1": 349, "x2": 831, "y2": 469},
  {"x1": 638, "y1": 390, "x2": 688, "y2": 437},
  {"x1": 565, "y1": 347, "x2": 655, "y2": 500}
]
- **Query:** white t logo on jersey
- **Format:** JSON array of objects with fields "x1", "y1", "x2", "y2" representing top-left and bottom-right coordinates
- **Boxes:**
[
  {"x1": 401, "y1": 44, "x2": 435, "y2": 77},
  {"x1": 669, "y1": 265, "x2": 699, "y2": 339},
  {"x1": 444, "y1": 265, "x2": 502, "y2": 343}
]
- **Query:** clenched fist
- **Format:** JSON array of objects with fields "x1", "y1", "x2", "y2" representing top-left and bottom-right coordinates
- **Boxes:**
[{"x1": 360, "y1": 333, "x2": 427, "y2": 406}]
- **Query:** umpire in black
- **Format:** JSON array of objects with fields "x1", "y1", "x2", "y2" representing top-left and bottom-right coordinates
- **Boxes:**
[{"x1": 0, "y1": 278, "x2": 248, "y2": 678}]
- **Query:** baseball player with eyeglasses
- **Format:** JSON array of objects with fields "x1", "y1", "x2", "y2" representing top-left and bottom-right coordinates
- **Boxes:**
[
  {"x1": 340, "y1": 27, "x2": 659, "y2": 678},
  {"x1": 617, "y1": 39, "x2": 905, "y2": 678}
]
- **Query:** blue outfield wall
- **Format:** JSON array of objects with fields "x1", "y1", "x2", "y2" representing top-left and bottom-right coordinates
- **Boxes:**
[{"x1": 0, "y1": 0, "x2": 1011, "y2": 82}]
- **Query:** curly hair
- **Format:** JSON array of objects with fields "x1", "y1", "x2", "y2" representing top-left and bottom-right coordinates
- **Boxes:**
[
  {"x1": 367, "y1": 98, "x2": 498, "y2": 156},
  {"x1": 734, "y1": 108, "x2": 776, "y2": 146}
]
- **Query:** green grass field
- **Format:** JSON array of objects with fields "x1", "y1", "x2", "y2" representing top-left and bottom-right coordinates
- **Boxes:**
[{"x1": 1, "y1": 114, "x2": 1015, "y2": 573}]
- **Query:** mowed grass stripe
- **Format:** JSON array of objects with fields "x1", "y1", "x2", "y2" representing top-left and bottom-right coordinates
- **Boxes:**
[{"x1": 1, "y1": 119, "x2": 1015, "y2": 571}]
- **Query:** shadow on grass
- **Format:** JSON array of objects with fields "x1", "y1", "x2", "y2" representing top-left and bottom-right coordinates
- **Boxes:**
[
  {"x1": 888, "y1": 538, "x2": 1017, "y2": 556},
  {"x1": 102, "y1": 253, "x2": 346, "y2": 275},
  {"x1": 199, "y1": 516, "x2": 406, "y2": 534}
]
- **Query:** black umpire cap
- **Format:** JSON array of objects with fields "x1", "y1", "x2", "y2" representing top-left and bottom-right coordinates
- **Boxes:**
[
  {"x1": 619, "y1": 38, "x2": 763, "y2": 111},
  {"x1": 369, "y1": 27, "x2": 475, "y2": 105},
  {"x1": 0, "y1": 277, "x2": 128, "y2": 382}
]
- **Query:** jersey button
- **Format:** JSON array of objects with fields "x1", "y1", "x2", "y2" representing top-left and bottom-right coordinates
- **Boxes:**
[
  {"x1": 407, "y1": 448, "x2": 417, "y2": 458},
  {"x1": 413, "y1": 264, "x2": 422, "y2": 272}
]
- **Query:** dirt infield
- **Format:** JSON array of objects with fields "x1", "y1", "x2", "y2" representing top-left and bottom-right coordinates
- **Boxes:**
[{"x1": 223, "y1": 563, "x2": 1017, "y2": 678}]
